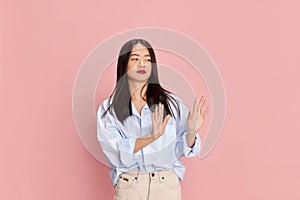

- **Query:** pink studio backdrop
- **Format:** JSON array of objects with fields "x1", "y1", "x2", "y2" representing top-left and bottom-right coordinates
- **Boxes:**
[{"x1": 1, "y1": 0, "x2": 300, "y2": 199}]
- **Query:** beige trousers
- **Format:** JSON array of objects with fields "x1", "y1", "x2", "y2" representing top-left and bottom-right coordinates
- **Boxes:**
[{"x1": 113, "y1": 168, "x2": 182, "y2": 200}]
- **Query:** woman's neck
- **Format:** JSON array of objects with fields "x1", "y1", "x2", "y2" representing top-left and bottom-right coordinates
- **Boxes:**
[{"x1": 128, "y1": 81, "x2": 148, "y2": 101}]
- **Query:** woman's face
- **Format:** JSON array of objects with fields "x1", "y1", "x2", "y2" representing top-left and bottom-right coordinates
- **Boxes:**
[{"x1": 126, "y1": 43, "x2": 152, "y2": 83}]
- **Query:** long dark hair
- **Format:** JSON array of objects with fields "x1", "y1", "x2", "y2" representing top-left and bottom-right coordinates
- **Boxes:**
[{"x1": 101, "y1": 38, "x2": 180, "y2": 124}]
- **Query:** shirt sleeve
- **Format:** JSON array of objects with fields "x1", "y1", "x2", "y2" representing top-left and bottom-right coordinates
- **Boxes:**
[
  {"x1": 96, "y1": 99, "x2": 139, "y2": 168},
  {"x1": 174, "y1": 97, "x2": 202, "y2": 158}
]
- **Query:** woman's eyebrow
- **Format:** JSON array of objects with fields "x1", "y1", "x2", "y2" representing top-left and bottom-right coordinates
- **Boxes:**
[{"x1": 130, "y1": 53, "x2": 150, "y2": 57}]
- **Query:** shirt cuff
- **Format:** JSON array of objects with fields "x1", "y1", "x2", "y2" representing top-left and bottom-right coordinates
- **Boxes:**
[
  {"x1": 182, "y1": 131, "x2": 201, "y2": 157},
  {"x1": 117, "y1": 138, "x2": 138, "y2": 167}
]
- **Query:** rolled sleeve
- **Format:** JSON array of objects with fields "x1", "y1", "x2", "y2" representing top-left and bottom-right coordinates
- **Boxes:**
[
  {"x1": 97, "y1": 99, "x2": 139, "y2": 168},
  {"x1": 181, "y1": 131, "x2": 201, "y2": 157},
  {"x1": 117, "y1": 137, "x2": 138, "y2": 166}
]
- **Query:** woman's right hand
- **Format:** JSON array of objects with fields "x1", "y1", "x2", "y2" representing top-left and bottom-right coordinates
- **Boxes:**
[
  {"x1": 133, "y1": 102, "x2": 171, "y2": 153},
  {"x1": 151, "y1": 102, "x2": 171, "y2": 140}
]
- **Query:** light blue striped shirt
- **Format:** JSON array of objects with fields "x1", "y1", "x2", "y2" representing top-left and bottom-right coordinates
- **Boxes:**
[{"x1": 96, "y1": 94, "x2": 201, "y2": 186}]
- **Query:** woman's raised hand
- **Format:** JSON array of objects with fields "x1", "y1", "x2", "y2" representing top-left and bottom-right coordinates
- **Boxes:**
[
  {"x1": 151, "y1": 102, "x2": 171, "y2": 139},
  {"x1": 187, "y1": 96, "x2": 209, "y2": 134}
]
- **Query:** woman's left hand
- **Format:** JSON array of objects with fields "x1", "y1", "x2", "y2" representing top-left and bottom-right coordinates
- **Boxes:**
[{"x1": 187, "y1": 96, "x2": 209, "y2": 133}]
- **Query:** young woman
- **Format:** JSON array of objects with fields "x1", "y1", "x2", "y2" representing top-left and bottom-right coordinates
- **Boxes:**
[{"x1": 97, "y1": 38, "x2": 209, "y2": 200}]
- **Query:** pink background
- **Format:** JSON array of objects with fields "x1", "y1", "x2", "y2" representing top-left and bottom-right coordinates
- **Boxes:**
[{"x1": 1, "y1": 0, "x2": 300, "y2": 199}]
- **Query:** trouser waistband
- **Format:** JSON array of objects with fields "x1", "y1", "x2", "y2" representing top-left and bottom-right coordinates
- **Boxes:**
[{"x1": 120, "y1": 168, "x2": 175, "y2": 180}]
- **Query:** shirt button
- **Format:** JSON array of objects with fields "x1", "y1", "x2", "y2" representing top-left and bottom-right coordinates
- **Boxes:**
[{"x1": 151, "y1": 173, "x2": 155, "y2": 177}]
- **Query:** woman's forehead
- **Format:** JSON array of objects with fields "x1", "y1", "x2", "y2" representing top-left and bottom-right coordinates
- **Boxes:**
[{"x1": 131, "y1": 43, "x2": 149, "y2": 54}]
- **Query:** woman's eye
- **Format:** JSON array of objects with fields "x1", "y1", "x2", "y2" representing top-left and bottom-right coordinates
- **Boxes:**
[
  {"x1": 147, "y1": 59, "x2": 151, "y2": 62},
  {"x1": 131, "y1": 58, "x2": 138, "y2": 60}
]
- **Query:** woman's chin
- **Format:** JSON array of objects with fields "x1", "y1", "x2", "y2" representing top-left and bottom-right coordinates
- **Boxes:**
[{"x1": 128, "y1": 76, "x2": 150, "y2": 83}]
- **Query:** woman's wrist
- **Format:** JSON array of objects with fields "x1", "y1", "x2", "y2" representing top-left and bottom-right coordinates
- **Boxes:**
[
  {"x1": 151, "y1": 132, "x2": 162, "y2": 140},
  {"x1": 186, "y1": 130, "x2": 197, "y2": 147},
  {"x1": 134, "y1": 134, "x2": 157, "y2": 153},
  {"x1": 187, "y1": 129, "x2": 197, "y2": 135}
]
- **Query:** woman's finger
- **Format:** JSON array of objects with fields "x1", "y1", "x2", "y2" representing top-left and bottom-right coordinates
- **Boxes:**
[
  {"x1": 152, "y1": 108, "x2": 156, "y2": 122},
  {"x1": 160, "y1": 103, "x2": 164, "y2": 123},
  {"x1": 193, "y1": 97, "x2": 197, "y2": 114},
  {"x1": 203, "y1": 106, "x2": 209, "y2": 117},
  {"x1": 158, "y1": 103, "x2": 161, "y2": 123},
  {"x1": 155, "y1": 104, "x2": 159, "y2": 121},
  {"x1": 163, "y1": 114, "x2": 171, "y2": 128},
  {"x1": 199, "y1": 96, "x2": 205, "y2": 114}
]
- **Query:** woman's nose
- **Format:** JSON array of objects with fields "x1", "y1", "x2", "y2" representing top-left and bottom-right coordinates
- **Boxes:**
[{"x1": 139, "y1": 59, "x2": 145, "y2": 67}]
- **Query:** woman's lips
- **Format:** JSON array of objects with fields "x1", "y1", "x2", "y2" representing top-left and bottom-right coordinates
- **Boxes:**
[{"x1": 137, "y1": 70, "x2": 146, "y2": 74}]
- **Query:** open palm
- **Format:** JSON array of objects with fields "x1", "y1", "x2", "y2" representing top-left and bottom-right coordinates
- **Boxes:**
[
  {"x1": 187, "y1": 96, "x2": 209, "y2": 133},
  {"x1": 151, "y1": 102, "x2": 171, "y2": 139}
]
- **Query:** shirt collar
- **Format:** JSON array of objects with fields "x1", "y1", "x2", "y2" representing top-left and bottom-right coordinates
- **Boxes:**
[{"x1": 131, "y1": 100, "x2": 150, "y2": 118}]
